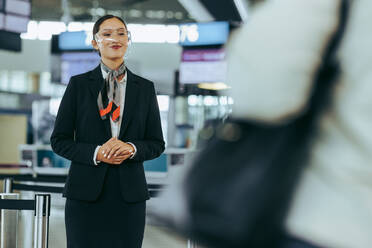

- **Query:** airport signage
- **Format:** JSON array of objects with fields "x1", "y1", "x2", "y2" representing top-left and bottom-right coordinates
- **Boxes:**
[
  {"x1": 179, "y1": 21, "x2": 229, "y2": 46},
  {"x1": 58, "y1": 31, "x2": 93, "y2": 51},
  {"x1": 182, "y1": 48, "x2": 226, "y2": 62}
]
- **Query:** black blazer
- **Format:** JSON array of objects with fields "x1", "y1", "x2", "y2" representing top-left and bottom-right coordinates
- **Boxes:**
[{"x1": 51, "y1": 65, "x2": 165, "y2": 203}]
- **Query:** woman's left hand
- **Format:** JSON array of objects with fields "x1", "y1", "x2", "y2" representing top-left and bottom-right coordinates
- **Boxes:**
[{"x1": 103, "y1": 137, "x2": 134, "y2": 161}]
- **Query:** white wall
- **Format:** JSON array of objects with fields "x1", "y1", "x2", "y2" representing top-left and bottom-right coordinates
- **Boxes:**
[{"x1": 0, "y1": 39, "x2": 51, "y2": 73}]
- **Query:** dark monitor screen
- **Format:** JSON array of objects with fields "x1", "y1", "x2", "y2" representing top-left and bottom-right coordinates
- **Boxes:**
[
  {"x1": 170, "y1": 153, "x2": 185, "y2": 166},
  {"x1": 21, "y1": 149, "x2": 33, "y2": 162},
  {"x1": 0, "y1": 30, "x2": 21, "y2": 51},
  {"x1": 36, "y1": 150, "x2": 70, "y2": 168}
]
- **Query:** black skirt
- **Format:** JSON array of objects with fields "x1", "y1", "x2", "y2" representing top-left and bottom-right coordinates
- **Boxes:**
[{"x1": 65, "y1": 165, "x2": 146, "y2": 248}]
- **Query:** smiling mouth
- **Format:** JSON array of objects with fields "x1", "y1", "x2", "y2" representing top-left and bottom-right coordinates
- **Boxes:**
[{"x1": 111, "y1": 45, "x2": 122, "y2": 49}]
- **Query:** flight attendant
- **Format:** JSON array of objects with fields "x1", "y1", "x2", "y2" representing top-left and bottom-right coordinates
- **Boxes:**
[{"x1": 51, "y1": 15, "x2": 165, "y2": 248}]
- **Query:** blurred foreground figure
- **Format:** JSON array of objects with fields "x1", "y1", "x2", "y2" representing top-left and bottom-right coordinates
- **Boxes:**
[
  {"x1": 227, "y1": 0, "x2": 372, "y2": 247},
  {"x1": 154, "y1": 1, "x2": 371, "y2": 247}
]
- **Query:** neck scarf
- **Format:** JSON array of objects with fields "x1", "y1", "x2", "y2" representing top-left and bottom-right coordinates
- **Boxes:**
[{"x1": 97, "y1": 62, "x2": 126, "y2": 122}]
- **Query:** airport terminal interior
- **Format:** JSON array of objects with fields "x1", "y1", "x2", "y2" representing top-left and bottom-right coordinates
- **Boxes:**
[
  {"x1": 2, "y1": 0, "x2": 372, "y2": 248},
  {"x1": 0, "y1": 0, "x2": 253, "y2": 247}
]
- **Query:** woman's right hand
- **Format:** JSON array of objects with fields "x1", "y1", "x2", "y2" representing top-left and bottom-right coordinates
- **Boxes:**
[{"x1": 96, "y1": 138, "x2": 131, "y2": 165}]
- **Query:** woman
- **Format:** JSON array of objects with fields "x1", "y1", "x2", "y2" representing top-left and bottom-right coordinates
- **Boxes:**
[{"x1": 51, "y1": 15, "x2": 165, "y2": 248}]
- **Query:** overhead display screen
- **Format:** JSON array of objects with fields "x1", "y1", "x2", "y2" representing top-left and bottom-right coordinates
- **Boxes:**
[
  {"x1": 0, "y1": 0, "x2": 30, "y2": 34},
  {"x1": 179, "y1": 21, "x2": 229, "y2": 46},
  {"x1": 4, "y1": 14, "x2": 28, "y2": 33},
  {"x1": 179, "y1": 61, "x2": 227, "y2": 84},
  {"x1": 0, "y1": 0, "x2": 29, "y2": 51},
  {"x1": 0, "y1": 30, "x2": 21, "y2": 51},
  {"x1": 179, "y1": 49, "x2": 227, "y2": 84},
  {"x1": 5, "y1": 0, "x2": 31, "y2": 16},
  {"x1": 59, "y1": 31, "x2": 94, "y2": 51}
]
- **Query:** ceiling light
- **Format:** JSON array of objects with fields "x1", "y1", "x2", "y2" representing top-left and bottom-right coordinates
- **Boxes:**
[
  {"x1": 129, "y1": 9, "x2": 142, "y2": 18},
  {"x1": 198, "y1": 82, "x2": 230, "y2": 91},
  {"x1": 67, "y1": 22, "x2": 84, "y2": 32},
  {"x1": 145, "y1": 10, "x2": 155, "y2": 18},
  {"x1": 174, "y1": 12, "x2": 183, "y2": 20},
  {"x1": 127, "y1": 24, "x2": 179, "y2": 43},
  {"x1": 155, "y1": 10, "x2": 166, "y2": 19},
  {"x1": 203, "y1": 96, "x2": 218, "y2": 106},
  {"x1": 39, "y1": 21, "x2": 66, "y2": 36},
  {"x1": 20, "y1": 21, "x2": 38, "y2": 39},
  {"x1": 188, "y1": 95, "x2": 200, "y2": 106},
  {"x1": 82, "y1": 22, "x2": 94, "y2": 32},
  {"x1": 166, "y1": 11, "x2": 174, "y2": 19},
  {"x1": 96, "y1": 8, "x2": 105, "y2": 16},
  {"x1": 107, "y1": 10, "x2": 122, "y2": 17}
]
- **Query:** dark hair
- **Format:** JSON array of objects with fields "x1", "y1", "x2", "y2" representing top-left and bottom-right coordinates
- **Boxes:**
[
  {"x1": 92, "y1": 15, "x2": 128, "y2": 56},
  {"x1": 93, "y1": 15, "x2": 128, "y2": 41}
]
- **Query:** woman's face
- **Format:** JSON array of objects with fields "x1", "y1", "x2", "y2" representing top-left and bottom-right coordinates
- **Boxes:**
[{"x1": 92, "y1": 18, "x2": 129, "y2": 61}]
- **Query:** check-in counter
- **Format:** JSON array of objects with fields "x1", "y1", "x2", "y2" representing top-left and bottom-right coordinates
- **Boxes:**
[{"x1": 17, "y1": 144, "x2": 195, "y2": 183}]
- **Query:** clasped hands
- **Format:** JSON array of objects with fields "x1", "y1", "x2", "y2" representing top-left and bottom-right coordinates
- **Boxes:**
[{"x1": 96, "y1": 137, "x2": 134, "y2": 165}]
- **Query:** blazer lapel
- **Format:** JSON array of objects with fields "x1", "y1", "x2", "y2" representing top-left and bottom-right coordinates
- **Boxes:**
[
  {"x1": 118, "y1": 69, "x2": 139, "y2": 139},
  {"x1": 88, "y1": 65, "x2": 112, "y2": 138}
]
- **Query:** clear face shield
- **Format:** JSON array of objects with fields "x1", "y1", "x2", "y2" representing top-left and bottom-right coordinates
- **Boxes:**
[{"x1": 94, "y1": 28, "x2": 132, "y2": 46}]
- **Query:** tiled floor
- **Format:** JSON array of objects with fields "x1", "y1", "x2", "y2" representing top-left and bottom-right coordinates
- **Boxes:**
[{"x1": 14, "y1": 193, "x2": 189, "y2": 248}]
